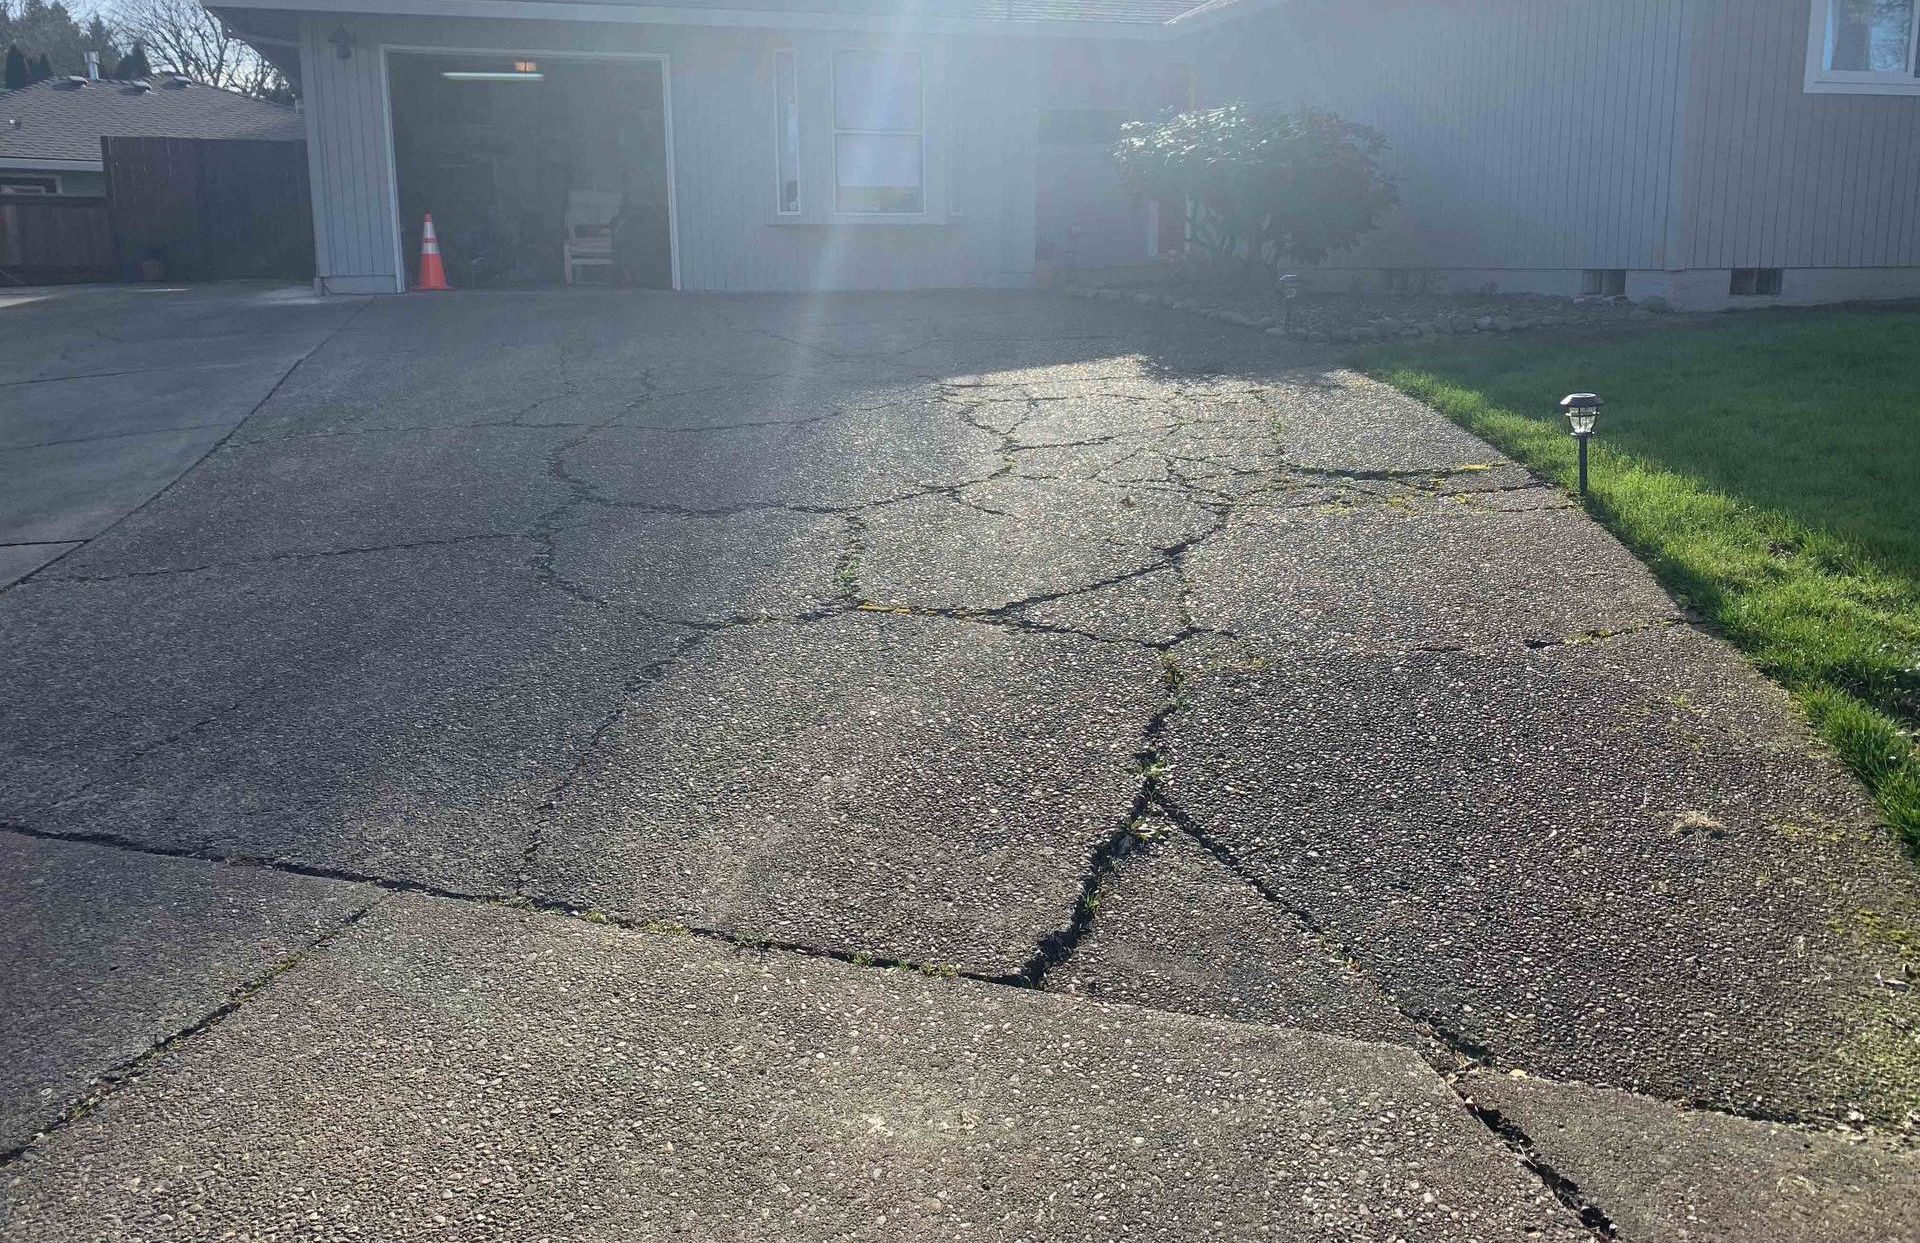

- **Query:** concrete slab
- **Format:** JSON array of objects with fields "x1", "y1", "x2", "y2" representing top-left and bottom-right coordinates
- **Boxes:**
[
  {"x1": 1163, "y1": 626, "x2": 1920, "y2": 1122},
  {"x1": 1264, "y1": 369, "x2": 1512, "y2": 474},
  {"x1": 1185, "y1": 491, "x2": 1684, "y2": 654},
  {"x1": 0, "y1": 425, "x2": 229, "y2": 544},
  {"x1": 531, "y1": 613, "x2": 1160, "y2": 973},
  {"x1": 0, "y1": 359, "x2": 295, "y2": 452},
  {"x1": 858, "y1": 477, "x2": 1211, "y2": 612},
  {"x1": 0, "y1": 284, "x2": 353, "y2": 384},
  {"x1": 0, "y1": 543, "x2": 75, "y2": 589},
  {"x1": 47, "y1": 425, "x2": 580, "y2": 577},
  {"x1": 0, "y1": 895, "x2": 1588, "y2": 1242},
  {"x1": 1017, "y1": 565, "x2": 1190, "y2": 644},
  {"x1": 567, "y1": 409, "x2": 1003, "y2": 513},
  {"x1": 0, "y1": 542, "x2": 684, "y2": 894},
  {"x1": 1047, "y1": 831, "x2": 1422, "y2": 1048},
  {"x1": 546, "y1": 505, "x2": 847, "y2": 622},
  {"x1": 0, "y1": 834, "x2": 372, "y2": 1153},
  {"x1": 1465, "y1": 1071, "x2": 1920, "y2": 1243}
]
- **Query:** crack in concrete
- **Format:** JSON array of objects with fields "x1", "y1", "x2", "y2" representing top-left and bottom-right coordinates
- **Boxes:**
[
  {"x1": 0, "y1": 298, "x2": 377, "y2": 595},
  {"x1": 0, "y1": 884, "x2": 389, "y2": 1171},
  {"x1": 1465, "y1": 1100, "x2": 1622, "y2": 1241},
  {"x1": 33, "y1": 532, "x2": 526, "y2": 586}
]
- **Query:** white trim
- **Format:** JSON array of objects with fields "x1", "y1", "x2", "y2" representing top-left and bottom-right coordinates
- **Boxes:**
[
  {"x1": 379, "y1": 44, "x2": 682, "y2": 292},
  {"x1": 232, "y1": 0, "x2": 1164, "y2": 39},
  {"x1": 772, "y1": 46, "x2": 800, "y2": 217},
  {"x1": 378, "y1": 46, "x2": 407, "y2": 292},
  {"x1": 830, "y1": 47, "x2": 926, "y2": 220},
  {"x1": 0, "y1": 156, "x2": 102, "y2": 172},
  {"x1": 1804, "y1": 0, "x2": 1920, "y2": 95}
]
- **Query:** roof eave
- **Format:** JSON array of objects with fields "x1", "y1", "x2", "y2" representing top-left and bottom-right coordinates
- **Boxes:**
[
  {"x1": 219, "y1": 0, "x2": 1171, "y2": 39},
  {"x1": 0, "y1": 154, "x2": 106, "y2": 172}
]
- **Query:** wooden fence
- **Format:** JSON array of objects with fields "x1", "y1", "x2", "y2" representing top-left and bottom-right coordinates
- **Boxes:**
[
  {"x1": 0, "y1": 199, "x2": 114, "y2": 285},
  {"x1": 104, "y1": 137, "x2": 313, "y2": 282}
]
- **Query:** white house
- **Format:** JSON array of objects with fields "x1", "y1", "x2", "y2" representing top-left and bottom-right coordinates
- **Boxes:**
[{"x1": 216, "y1": 0, "x2": 1920, "y2": 308}]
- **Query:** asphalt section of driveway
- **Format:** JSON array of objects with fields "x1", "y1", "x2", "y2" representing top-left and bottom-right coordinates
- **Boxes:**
[
  {"x1": 0, "y1": 835, "x2": 375, "y2": 1155},
  {"x1": 0, "y1": 284, "x2": 364, "y2": 585},
  {"x1": 1, "y1": 287, "x2": 1916, "y2": 1237},
  {"x1": 0, "y1": 893, "x2": 1589, "y2": 1242}
]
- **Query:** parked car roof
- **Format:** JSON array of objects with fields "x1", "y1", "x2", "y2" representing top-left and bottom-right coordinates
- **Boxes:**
[{"x1": 0, "y1": 76, "x2": 303, "y2": 168}]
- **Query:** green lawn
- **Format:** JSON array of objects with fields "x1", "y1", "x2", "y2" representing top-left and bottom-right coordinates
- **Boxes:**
[{"x1": 1357, "y1": 308, "x2": 1920, "y2": 852}]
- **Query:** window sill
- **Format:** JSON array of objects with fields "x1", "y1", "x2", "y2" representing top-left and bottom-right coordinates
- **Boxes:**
[{"x1": 1805, "y1": 73, "x2": 1920, "y2": 96}]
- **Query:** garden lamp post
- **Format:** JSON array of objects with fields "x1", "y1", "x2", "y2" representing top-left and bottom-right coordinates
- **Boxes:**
[
  {"x1": 1560, "y1": 392, "x2": 1602, "y2": 496},
  {"x1": 1276, "y1": 273, "x2": 1299, "y2": 331}
]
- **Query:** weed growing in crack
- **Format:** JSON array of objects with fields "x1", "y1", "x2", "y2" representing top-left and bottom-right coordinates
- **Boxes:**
[{"x1": 1158, "y1": 652, "x2": 1189, "y2": 710}]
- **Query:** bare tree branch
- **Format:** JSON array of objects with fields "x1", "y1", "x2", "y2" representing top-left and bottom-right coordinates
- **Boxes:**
[{"x1": 109, "y1": 0, "x2": 287, "y2": 98}]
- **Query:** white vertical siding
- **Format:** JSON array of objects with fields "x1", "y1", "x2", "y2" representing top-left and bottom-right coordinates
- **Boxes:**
[
  {"x1": 1681, "y1": 0, "x2": 1920, "y2": 269},
  {"x1": 296, "y1": 13, "x2": 1049, "y2": 292},
  {"x1": 300, "y1": 17, "x2": 401, "y2": 290},
  {"x1": 1181, "y1": 0, "x2": 1920, "y2": 276},
  {"x1": 1181, "y1": 0, "x2": 1691, "y2": 272}
]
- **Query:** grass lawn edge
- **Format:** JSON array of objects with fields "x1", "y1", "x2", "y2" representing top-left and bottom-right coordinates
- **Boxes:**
[{"x1": 1362, "y1": 358, "x2": 1920, "y2": 860}]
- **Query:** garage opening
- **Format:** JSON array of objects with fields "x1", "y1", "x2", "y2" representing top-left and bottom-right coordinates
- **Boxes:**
[{"x1": 387, "y1": 52, "x2": 674, "y2": 289}]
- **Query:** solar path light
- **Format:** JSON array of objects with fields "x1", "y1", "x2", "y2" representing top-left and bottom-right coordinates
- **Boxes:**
[{"x1": 1560, "y1": 392, "x2": 1602, "y2": 496}]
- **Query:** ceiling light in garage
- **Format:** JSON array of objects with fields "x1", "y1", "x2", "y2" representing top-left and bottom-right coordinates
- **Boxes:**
[{"x1": 442, "y1": 70, "x2": 545, "y2": 82}]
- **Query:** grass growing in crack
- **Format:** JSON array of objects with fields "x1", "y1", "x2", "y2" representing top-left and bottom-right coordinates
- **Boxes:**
[{"x1": 1360, "y1": 310, "x2": 1920, "y2": 855}]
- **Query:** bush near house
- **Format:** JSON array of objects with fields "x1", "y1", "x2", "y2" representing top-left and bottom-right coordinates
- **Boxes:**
[
  {"x1": 1359, "y1": 310, "x2": 1920, "y2": 853},
  {"x1": 1114, "y1": 103, "x2": 1396, "y2": 285}
]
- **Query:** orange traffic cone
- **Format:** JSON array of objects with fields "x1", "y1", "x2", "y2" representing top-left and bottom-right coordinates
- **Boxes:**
[{"x1": 416, "y1": 213, "x2": 449, "y2": 291}]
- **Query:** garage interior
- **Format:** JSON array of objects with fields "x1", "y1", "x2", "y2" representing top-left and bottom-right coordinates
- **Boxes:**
[{"x1": 388, "y1": 53, "x2": 673, "y2": 289}]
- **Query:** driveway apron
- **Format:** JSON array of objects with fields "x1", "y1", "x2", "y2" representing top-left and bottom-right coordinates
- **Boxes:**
[{"x1": 1, "y1": 288, "x2": 1916, "y2": 1240}]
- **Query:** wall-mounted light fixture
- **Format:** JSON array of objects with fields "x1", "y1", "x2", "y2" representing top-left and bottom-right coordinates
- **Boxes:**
[{"x1": 329, "y1": 26, "x2": 355, "y2": 60}]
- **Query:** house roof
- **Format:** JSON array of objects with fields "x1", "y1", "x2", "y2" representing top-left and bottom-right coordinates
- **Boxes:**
[{"x1": 0, "y1": 76, "x2": 304, "y2": 169}]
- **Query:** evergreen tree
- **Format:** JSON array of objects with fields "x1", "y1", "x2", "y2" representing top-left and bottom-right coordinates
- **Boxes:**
[
  {"x1": 113, "y1": 38, "x2": 148, "y2": 79},
  {"x1": 29, "y1": 50, "x2": 51, "y2": 81},
  {"x1": 3, "y1": 44, "x2": 27, "y2": 90},
  {"x1": 0, "y1": 0, "x2": 94, "y2": 78}
]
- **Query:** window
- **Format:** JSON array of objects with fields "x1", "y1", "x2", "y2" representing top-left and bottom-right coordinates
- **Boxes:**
[
  {"x1": 774, "y1": 48, "x2": 800, "y2": 215},
  {"x1": 832, "y1": 49, "x2": 923, "y2": 215},
  {"x1": 1807, "y1": 0, "x2": 1920, "y2": 93},
  {"x1": 1730, "y1": 268, "x2": 1784, "y2": 297},
  {"x1": 0, "y1": 174, "x2": 60, "y2": 196}
]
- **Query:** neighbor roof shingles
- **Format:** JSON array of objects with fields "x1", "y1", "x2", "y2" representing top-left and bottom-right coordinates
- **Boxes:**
[{"x1": 0, "y1": 77, "x2": 303, "y2": 167}]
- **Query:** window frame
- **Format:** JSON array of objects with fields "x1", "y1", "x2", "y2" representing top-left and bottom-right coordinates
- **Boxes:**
[
  {"x1": 773, "y1": 47, "x2": 801, "y2": 217},
  {"x1": 0, "y1": 174, "x2": 61, "y2": 196},
  {"x1": 829, "y1": 47, "x2": 927, "y2": 218},
  {"x1": 1805, "y1": 0, "x2": 1920, "y2": 95}
]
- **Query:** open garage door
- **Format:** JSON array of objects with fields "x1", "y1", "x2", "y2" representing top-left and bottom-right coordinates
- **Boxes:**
[{"x1": 387, "y1": 52, "x2": 675, "y2": 290}]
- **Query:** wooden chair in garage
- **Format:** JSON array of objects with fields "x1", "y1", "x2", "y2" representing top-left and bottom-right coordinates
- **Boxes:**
[{"x1": 561, "y1": 190, "x2": 623, "y2": 285}]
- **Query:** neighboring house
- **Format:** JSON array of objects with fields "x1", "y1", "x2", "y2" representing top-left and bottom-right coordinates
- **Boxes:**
[
  {"x1": 218, "y1": 0, "x2": 1919, "y2": 306},
  {"x1": 0, "y1": 66, "x2": 304, "y2": 199}
]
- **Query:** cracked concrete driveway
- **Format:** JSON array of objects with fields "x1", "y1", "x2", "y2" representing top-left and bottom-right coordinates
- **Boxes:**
[{"x1": 2, "y1": 285, "x2": 1917, "y2": 1241}]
